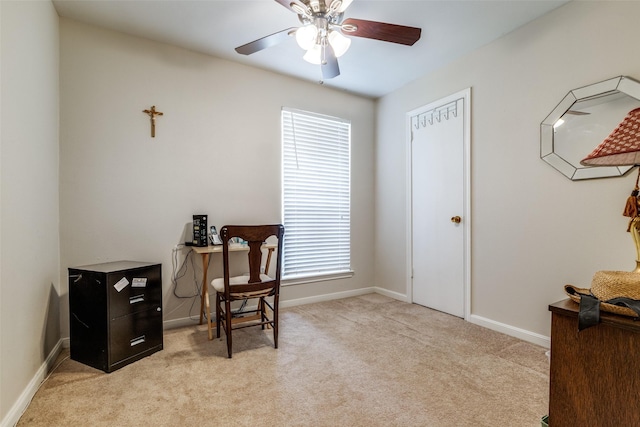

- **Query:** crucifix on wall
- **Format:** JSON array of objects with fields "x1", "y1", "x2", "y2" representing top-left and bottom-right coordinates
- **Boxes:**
[{"x1": 142, "y1": 105, "x2": 163, "y2": 137}]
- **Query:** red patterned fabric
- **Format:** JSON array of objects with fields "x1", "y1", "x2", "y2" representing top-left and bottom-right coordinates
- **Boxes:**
[{"x1": 581, "y1": 107, "x2": 640, "y2": 166}]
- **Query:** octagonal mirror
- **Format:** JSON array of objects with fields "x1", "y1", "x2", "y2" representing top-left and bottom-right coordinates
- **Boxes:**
[{"x1": 541, "y1": 76, "x2": 640, "y2": 180}]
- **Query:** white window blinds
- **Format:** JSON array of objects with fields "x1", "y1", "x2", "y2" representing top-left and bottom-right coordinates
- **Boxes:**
[{"x1": 282, "y1": 108, "x2": 351, "y2": 279}]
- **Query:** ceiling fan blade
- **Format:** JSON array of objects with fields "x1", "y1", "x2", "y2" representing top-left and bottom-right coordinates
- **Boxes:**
[
  {"x1": 341, "y1": 18, "x2": 421, "y2": 46},
  {"x1": 235, "y1": 27, "x2": 297, "y2": 55},
  {"x1": 321, "y1": 44, "x2": 340, "y2": 79}
]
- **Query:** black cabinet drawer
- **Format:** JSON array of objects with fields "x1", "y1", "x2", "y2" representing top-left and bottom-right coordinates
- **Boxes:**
[
  {"x1": 107, "y1": 265, "x2": 162, "y2": 319},
  {"x1": 109, "y1": 306, "x2": 163, "y2": 369}
]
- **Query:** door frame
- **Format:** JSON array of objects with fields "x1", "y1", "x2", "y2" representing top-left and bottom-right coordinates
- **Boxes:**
[{"x1": 405, "y1": 87, "x2": 471, "y2": 320}]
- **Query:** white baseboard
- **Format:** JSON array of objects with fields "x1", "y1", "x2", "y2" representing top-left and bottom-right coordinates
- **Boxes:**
[
  {"x1": 280, "y1": 286, "x2": 376, "y2": 308},
  {"x1": 369, "y1": 288, "x2": 550, "y2": 348},
  {"x1": 371, "y1": 286, "x2": 410, "y2": 302},
  {"x1": 163, "y1": 316, "x2": 202, "y2": 330},
  {"x1": 468, "y1": 314, "x2": 550, "y2": 348},
  {"x1": 1, "y1": 339, "x2": 65, "y2": 427}
]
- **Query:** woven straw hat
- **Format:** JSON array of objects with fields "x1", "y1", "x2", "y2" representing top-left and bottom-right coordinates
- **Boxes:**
[{"x1": 565, "y1": 270, "x2": 640, "y2": 317}]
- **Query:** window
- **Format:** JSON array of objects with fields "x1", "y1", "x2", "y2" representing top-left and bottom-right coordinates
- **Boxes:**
[{"x1": 281, "y1": 108, "x2": 351, "y2": 280}]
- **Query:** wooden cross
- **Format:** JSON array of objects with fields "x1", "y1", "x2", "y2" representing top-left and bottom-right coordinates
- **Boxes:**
[{"x1": 142, "y1": 105, "x2": 163, "y2": 137}]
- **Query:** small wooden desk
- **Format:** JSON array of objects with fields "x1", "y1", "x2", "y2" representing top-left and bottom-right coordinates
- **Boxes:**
[{"x1": 192, "y1": 244, "x2": 275, "y2": 340}]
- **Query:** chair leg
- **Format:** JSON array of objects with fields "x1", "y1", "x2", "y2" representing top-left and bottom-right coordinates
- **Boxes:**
[
  {"x1": 215, "y1": 293, "x2": 222, "y2": 339},
  {"x1": 260, "y1": 298, "x2": 266, "y2": 330},
  {"x1": 225, "y1": 299, "x2": 233, "y2": 358},
  {"x1": 273, "y1": 295, "x2": 279, "y2": 349},
  {"x1": 264, "y1": 297, "x2": 272, "y2": 330}
]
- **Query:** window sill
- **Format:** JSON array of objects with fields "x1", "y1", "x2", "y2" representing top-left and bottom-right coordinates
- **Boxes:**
[{"x1": 282, "y1": 270, "x2": 355, "y2": 287}]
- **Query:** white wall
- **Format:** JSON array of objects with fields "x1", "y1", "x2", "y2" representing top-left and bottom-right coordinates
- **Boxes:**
[
  {"x1": 375, "y1": 1, "x2": 640, "y2": 341},
  {"x1": 0, "y1": 1, "x2": 60, "y2": 424},
  {"x1": 59, "y1": 19, "x2": 376, "y2": 335}
]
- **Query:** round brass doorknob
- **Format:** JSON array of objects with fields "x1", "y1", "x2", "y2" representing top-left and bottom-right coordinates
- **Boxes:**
[{"x1": 451, "y1": 216, "x2": 461, "y2": 224}]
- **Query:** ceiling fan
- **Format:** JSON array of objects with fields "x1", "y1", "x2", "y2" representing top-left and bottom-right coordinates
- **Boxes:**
[{"x1": 235, "y1": 0, "x2": 422, "y2": 80}]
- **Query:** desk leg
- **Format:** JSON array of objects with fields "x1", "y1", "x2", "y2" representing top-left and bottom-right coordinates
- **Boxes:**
[
  {"x1": 265, "y1": 247, "x2": 274, "y2": 275},
  {"x1": 198, "y1": 252, "x2": 215, "y2": 340},
  {"x1": 198, "y1": 252, "x2": 208, "y2": 324}
]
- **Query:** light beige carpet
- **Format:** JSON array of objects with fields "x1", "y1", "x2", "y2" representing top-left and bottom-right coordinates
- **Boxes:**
[{"x1": 18, "y1": 294, "x2": 549, "y2": 426}]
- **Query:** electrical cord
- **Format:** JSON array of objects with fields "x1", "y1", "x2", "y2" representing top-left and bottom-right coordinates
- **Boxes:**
[
  {"x1": 170, "y1": 245, "x2": 201, "y2": 321},
  {"x1": 171, "y1": 245, "x2": 250, "y2": 321},
  {"x1": 171, "y1": 245, "x2": 200, "y2": 299},
  {"x1": 233, "y1": 300, "x2": 248, "y2": 317},
  {"x1": 172, "y1": 244, "x2": 216, "y2": 322}
]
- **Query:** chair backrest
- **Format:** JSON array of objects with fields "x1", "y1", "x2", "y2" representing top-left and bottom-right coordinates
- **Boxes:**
[{"x1": 219, "y1": 224, "x2": 284, "y2": 296}]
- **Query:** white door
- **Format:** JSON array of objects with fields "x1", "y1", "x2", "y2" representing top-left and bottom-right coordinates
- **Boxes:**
[{"x1": 409, "y1": 90, "x2": 469, "y2": 318}]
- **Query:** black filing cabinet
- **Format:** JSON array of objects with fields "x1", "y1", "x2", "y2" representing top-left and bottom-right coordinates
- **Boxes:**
[{"x1": 69, "y1": 261, "x2": 163, "y2": 373}]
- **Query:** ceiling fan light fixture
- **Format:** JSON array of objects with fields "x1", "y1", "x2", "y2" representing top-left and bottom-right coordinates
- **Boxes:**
[
  {"x1": 236, "y1": 1, "x2": 421, "y2": 80},
  {"x1": 328, "y1": 30, "x2": 350, "y2": 57},
  {"x1": 309, "y1": 0, "x2": 321, "y2": 13},
  {"x1": 303, "y1": 43, "x2": 323, "y2": 65},
  {"x1": 295, "y1": 24, "x2": 318, "y2": 50}
]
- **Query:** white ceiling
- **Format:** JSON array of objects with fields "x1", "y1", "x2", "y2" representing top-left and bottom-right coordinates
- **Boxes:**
[{"x1": 52, "y1": 0, "x2": 569, "y2": 98}]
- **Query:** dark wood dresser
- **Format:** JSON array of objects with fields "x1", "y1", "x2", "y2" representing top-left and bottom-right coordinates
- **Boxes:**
[
  {"x1": 548, "y1": 299, "x2": 640, "y2": 426},
  {"x1": 69, "y1": 261, "x2": 163, "y2": 373}
]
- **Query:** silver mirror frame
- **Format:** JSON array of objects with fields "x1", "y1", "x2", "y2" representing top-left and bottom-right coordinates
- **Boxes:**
[{"x1": 541, "y1": 76, "x2": 640, "y2": 180}]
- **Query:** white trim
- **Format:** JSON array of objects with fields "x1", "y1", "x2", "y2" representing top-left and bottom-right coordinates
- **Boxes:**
[
  {"x1": 280, "y1": 287, "x2": 374, "y2": 308},
  {"x1": 163, "y1": 317, "x2": 203, "y2": 330},
  {"x1": 1, "y1": 339, "x2": 65, "y2": 427},
  {"x1": 405, "y1": 88, "x2": 472, "y2": 320},
  {"x1": 282, "y1": 270, "x2": 354, "y2": 286},
  {"x1": 462, "y1": 88, "x2": 472, "y2": 321},
  {"x1": 373, "y1": 286, "x2": 410, "y2": 303},
  {"x1": 72, "y1": 294, "x2": 549, "y2": 351},
  {"x1": 405, "y1": 109, "x2": 414, "y2": 304},
  {"x1": 468, "y1": 314, "x2": 551, "y2": 348}
]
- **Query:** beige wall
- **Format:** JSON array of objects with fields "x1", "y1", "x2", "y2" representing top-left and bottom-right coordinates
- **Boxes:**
[
  {"x1": 375, "y1": 0, "x2": 640, "y2": 341},
  {"x1": 59, "y1": 19, "x2": 376, "y2": 334},
  {"x1": 1, "y1": 0, "x2": 60, "y2": 424}
]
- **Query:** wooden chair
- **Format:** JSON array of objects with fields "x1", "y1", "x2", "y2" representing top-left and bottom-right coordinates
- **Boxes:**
[{"x1": 211, "y1": 224, "x2": 284, "y2": 358}]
